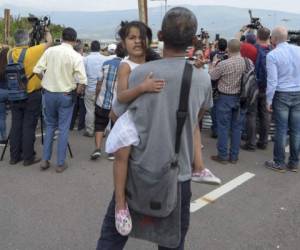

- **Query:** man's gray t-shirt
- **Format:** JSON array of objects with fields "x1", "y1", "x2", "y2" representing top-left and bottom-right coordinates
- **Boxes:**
[{"x1": 114, "y1": 57, "x2": 212, "y2": 182}]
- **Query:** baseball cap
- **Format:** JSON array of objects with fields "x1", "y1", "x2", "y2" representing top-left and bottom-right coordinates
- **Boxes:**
[
  {"x1": 108, "y1": 43, "x2": 117, "y2": 53},
  {"x1": 245, "y1": 32, "x2": 256, "y2": 45}
]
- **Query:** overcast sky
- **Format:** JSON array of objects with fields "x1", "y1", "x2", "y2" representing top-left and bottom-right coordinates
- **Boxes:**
[{"x1": 1, "y1": 0, "x2": 300, "y2": 14}]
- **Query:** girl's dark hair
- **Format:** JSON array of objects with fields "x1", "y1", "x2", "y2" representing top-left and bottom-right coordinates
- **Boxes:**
[
  {"x1": 117, "y1": 21, "x2": 153, "y2": 48},
  {"x1": 115, "y1": 43, "x2": 126, "y2": 58},
  {"x1": 0, "y1": 47, "x2": 9, "y2": 83}
]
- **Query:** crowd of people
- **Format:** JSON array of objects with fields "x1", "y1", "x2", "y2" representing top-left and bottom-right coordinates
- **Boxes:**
[{"x1": 1, "y1": 6, "x2": 300, "y2": 250}]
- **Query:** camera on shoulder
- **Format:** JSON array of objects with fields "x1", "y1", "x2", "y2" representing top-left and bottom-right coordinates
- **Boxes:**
[
  {"x1": 247, "y1": 10, "x2": 263, "y2": 30},
  {"x1": 27, "y1": 15, "x2": 51, "y2": 46}
]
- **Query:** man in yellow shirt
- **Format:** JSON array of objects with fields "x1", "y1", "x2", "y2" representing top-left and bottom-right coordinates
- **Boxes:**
[
  {"x1": 9, "y1": 28, "x2": 52, "y2": 166},
  {"x1": 34, "y1": 27, "x2": 87, "y2": 173}
]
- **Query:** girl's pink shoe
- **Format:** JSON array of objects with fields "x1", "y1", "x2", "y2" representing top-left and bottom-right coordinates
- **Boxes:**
[{"x1": 115, "y1": 203, "x2": 132, "y2": 236}]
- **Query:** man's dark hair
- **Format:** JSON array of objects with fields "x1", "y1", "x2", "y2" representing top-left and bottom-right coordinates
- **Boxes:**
[
  {"x1": 161, "y1": 7, "x2": 197, "y2": 50},
  {"x1": 218, "y1": 38, "x2": 227, "y2": 52},
  {"x1": 115, "y1": 43, "x2": 126, "y2": 58},
  {"x1": 62, "y1": 27, "x2": 77, "y2": 42},
  {"x1": 257, "y1": 27, "x2": 271, "y2": 41},
  {"x1": 91, "y1": 40, "x2": 100, "y2": 52},
  {"x1": 74, "y1": 39, "x2": 83, "y2": 53}
]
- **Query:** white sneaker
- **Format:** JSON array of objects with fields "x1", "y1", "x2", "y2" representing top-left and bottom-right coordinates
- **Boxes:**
[
  {"x1": 192, "y1": 168, "x2": 221, "y2": 185},
  {"x1": 90, "y1": 149, "x2": 101, "y2": 160},
  {"x1": 107, "y1": 153, "x2": 115, "y2": 161}
]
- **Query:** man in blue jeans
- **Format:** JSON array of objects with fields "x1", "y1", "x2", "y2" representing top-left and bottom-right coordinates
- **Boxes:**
[
  {"x1": 209, "y1": 39, "x2": 251, "y2": 164},
  {"x1": 265, "y1": 26, "x2": 300, "y2": 173},
  {"x1": 96, "y1": 7, "x2": 213, "y2": 250},
  {"x1": 34, "y1": 27, "x2": 87, "y2": 173}
]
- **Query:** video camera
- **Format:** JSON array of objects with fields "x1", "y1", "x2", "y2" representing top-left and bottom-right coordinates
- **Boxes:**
[
  {"x1": 247, "y1": 10, "x2": 263, "y2": 30},
  {"x1": 27, "y1": 14, "x2": 50, "y2": 46},
  {"x1": 197, "y1": 28, "x2": 210, "y2": 41},
  {"x1": 288, "y1": 30, "x2": 300, "y2": 46}
]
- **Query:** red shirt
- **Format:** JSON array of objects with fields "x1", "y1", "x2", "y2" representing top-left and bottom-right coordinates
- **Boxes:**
[{"x1": 240, "y1": 42, "x2": 257, "y2": 63}]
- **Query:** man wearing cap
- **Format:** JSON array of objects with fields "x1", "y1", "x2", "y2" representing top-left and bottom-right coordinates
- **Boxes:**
[
  {"x1": 83, "y1": 40, "x2": 109, "y2": 137},
  {"x1": 237, "y1": 26, "x2": 258, "y2": 63},
  {"x1": 107, "y1": 43, "x2": 117, "y2": 58}
]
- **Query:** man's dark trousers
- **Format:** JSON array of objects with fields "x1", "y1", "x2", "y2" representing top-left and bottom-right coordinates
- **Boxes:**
[
  {"x1": 10, "y1": 91, "x2": 42, "y2": 161},
  {"x1": 70, "y1": 94, "x2": 86, "y2": 130},
  {"x1": 245, "y1": 90, "x2": 270, "y2": 149},
  {"x1": 96, "y1": 181, "x2": 192, "y2": 250}
]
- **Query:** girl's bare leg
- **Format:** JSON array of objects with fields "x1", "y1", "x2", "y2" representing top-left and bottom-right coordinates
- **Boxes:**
[{"x1": 114, "y1": 146, "x2": 131, "y2": 211}]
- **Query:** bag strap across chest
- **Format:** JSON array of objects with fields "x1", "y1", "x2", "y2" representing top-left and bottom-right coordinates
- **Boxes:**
[
  {"x1": 174, "y1": 61, "x2": 193, "y2": 156},
  {"x1": 8, "y1": 48, "x2": 27, "y2": 64}
]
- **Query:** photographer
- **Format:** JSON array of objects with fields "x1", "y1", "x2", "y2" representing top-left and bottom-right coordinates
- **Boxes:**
[
  {"x1": 9, "y1": 28, "x2": 52, "y2": 166},
  {"x1": 209, "y1": 38, "x2": 228, "y2": 139}
]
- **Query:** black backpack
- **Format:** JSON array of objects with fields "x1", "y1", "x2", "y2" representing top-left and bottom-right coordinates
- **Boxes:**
[
  {"x1": 240, "y1": 58, "x2": 258, "y2": 109},
  {"x1": 5, "y1": 48, "x2": 31, "y2": 101}
]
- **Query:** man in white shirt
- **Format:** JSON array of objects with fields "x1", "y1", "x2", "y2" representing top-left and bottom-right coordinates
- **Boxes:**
[
  {"x1": 34, "y1": 27, "x2": 87, "y2": 173},
  {"x1": 83, "y1": 40, "x2": 108, "y2": 137}
]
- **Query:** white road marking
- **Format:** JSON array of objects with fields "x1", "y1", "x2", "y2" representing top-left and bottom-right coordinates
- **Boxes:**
[{"x1": 190, "y1": 172, "x2": 255, "y2": 213}]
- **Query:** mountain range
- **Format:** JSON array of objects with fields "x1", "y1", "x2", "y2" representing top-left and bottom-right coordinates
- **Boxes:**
[{"x1": 1, "y1": 4, "x2": 300, "y2": 40}]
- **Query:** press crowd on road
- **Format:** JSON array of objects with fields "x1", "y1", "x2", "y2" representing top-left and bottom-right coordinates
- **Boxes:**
[{"x1": 1, "y1": 6, "x2": 300, "y2": 250}]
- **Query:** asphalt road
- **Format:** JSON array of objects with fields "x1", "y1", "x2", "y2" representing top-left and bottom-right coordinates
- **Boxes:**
[{"x1": 0, "y1": 129, "x2": 300, "y2": 250}]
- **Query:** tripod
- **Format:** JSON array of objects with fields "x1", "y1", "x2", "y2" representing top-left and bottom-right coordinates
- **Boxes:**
[{"x1": 1, "y1": 114, "x2": 73, "y2": 161}]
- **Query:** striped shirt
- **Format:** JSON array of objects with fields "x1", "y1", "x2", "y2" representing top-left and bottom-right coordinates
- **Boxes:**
[
  {"x1": 209, "y1": 55, "x2": 248, "y2": 95},
  {"x1": 96, "y1": 57, "x2": 122, "y2": 110}
]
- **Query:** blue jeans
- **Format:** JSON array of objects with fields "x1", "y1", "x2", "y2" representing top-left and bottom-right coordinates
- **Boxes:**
[
  {"x1": 273, "y1": 91, "x2": 300, "y2": 167},
  {"x1": 43, "y1": 91, "x2": 74, "y2": 166},
  {"x1": 0, "y1": 89, "x2": 8, "y2": 140},
  {"x1": 96, "y1": 181, "x2": 192, "y2": 250},
  {"x1": 216, "y1": 95, "x2": 246, "y2": 161}
]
